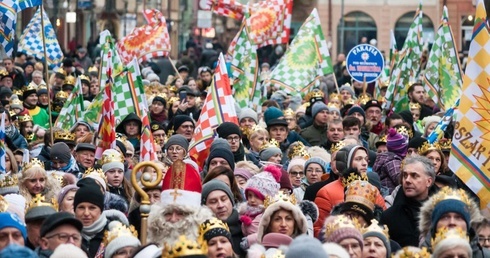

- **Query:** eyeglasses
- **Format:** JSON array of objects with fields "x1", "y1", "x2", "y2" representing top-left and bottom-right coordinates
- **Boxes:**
[
  {"x1": 168, "y1": 146, "x2": 185, "y2": 153},
  {"x1": 479, "y1": 237, "x2": 490, "y2": 243},
  {"x1": 114, "y1": 248, "x2": 136, "y2": 256},
  {"x1": 226, "y1": 136, "x2": 241, "y2": 143},
  {"x1": 46, "y1": 233, "x2": 81, "y2": 243},
  {"x1": 290, "y1": 171, "x2": 304, "y2": 177}
]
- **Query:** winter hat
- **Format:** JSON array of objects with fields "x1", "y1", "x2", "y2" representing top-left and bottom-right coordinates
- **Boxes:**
[
  {"x1": 432, "y1": 228, "x2": 471, "y2": 258},
  {"x1": 386, "y1": 128, "x2": 408, "y2": 158},
  {"x1": 217, "y1": 122, "x2": 242, "y2": 139},
  {"x1": 169, "y1": 115, "x2": 194, "y2": 133},
  {"x1": 261, "y1": 232, "x2": 293, "y2": 248},
  {"x1": 423, "y1": 115, "x2": 441, "y2": 133},
  {"x1": 25, "y1": 201, "x2": 57, "y2": 223},
  {"x1": 363, "y1": 220, "x2": 391, "y2": 258},
  {"x1": 335, "y1": 145, "x2": 368, "y2": 174},
  {"x1": 51, "y1": 244, "x2": 88, "y2": 258},
  {"x1": 201, "y1": 179, "x2": 235, "y2": 206},
  {"x1": 304, "y1": 157, "x2": 329, "y2": 174},
  {"x1": 325, "y1": 215, "x2": 363, "y2": 250},
  {"x1": 259, "y1": 145, "x2": 282, "y2": 161},
  {"x1": 200, "y1": 218, "x2": 232, "y2": 243},
  {"x1": 101, "y1": 149, "x2": 125, "y2": 173},
  {"x1": 287, "y1": 158, "x2": 306, "y2": 173},
  {"x1": 322, "y1": 243, "x2": 350, "y2": 258},
  {"x1": 3, "y1": 194, "x2": 25, "y2": 221},
  {"x1": 245, "y1": 165, "x2": 281, "y2": 200},
  {"x1": 408, "y1": 136, "x2": 427, "y2": 150},
  {"x1": 234, "y1": 168, "x2": 253, "y2": 180},
  {"x1": 339, "y1": 84, "x2": 355, "y2": 97},
  {"x1": 115, "y1": 140, "x2": 127, "y2": 156},
  {"x1": 347, "y1": 105, "x2": 366, "y2": 123},
  {"x1": 40, "y1": 212, "x2": 83, "y2": 238},
  {"x1": 57, "y1": 184, "x2": 79, "y2": 206},
  {"x1": 398, "y1": 110, "x2": 414, "y2": 126},
  {"x1": 363, "y1": 99, "x2": 382, "y2": 112},
  {"x1": 164, "y1": 134, "x2": 189, "y2": 152},
  {"x1": 312, "y1": 101, "x2": 329, "y2": 119},
  {"x1": 74, "y1": 180, "x2": 105, "y2": 211},
  {"x1": 104, "y1": 221, "x2": 141, "y2": 258},
  {"x1": 0, "y1": 212, "x2": 27, "y2": 240},
  {"x1": 279, "y1": 168, "x2": 293, "y2": 193},
  {"x1": 84, "y1": 169, "x2": 107, "y2": 191},
  {"x1": 0, "y1": 244, "x2": 37, "y2": 258},
  {"x1": 50, "y1": 142, "x2": 72, "y2": 163},
  {"x1": 264, "y1": 107, "x2": 284, "y2": 125},
  {"x1": 285, "y1": 234, "x2": 328, "y2": 258},
  {"x1": 0, "y1": 173, "x2": 19, "y2": 195},
  {"x1": 239, "y1": 108, "x2": 258, "y2": 124},
  {"x1": 431, "y1": 199, "x2": 471, "y2": 235},
  {"x1": 210, "y1": 138, "x2": 232, "y2": 152},
  {"x1": 132, "y1": 244, "x2": 161, "y2": 258},
  {"x1": 206, "y1": 147, "x2": 235, "y2": 171}
]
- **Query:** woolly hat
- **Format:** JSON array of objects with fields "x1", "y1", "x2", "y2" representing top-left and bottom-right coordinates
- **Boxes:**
[
  {"x1": 74, "y1": 180, "x2": 105, "y2": 211},
  {"x1": 51, "y1": 244, "x2": 88, "y2": 258},
  {"x1": 386, "y1": 128, "x2": 408, "y2": 158},
  {"x1": 312, "y1": 102, "x2": 328, "y2": 119},
  {"x1": 132, "y1": 244, "x2": 161, "y2": 258},
  {"x1": 57, "y1": 184, "x2": 79, "y2": 206},
  {"x1": 264, "y1": 107, "x2": 284, "y2": 125},
  {"x1": 152, "y1": 95, "x2": 166, "y2": 107},
  {"x1": 115, "y1": 140, "x2": 127, "y2": 156},
  {"x1": 25, "y1": 202, "x2": 56, "y2": 223},
  {"x1": 431, "y1": 199, "x2": 471, "y2": 234},
  {"x1": 104, "y1": 221, "x2": 141, "y2": 258},
  {"x1": 150, "y1": 121, "x2": 165, "y2": 133},
  {"x1": 362, "y1": 220, "x2": 391, "y2": 258},
  {"x1": 335, "y1": 145, "x2": 368, "y2": 174},
  {"x1": 217, "y1": 122, "x2": 242, "y2": 139},
  {"x1": 285, "y1": 234, "x2": 328, "y2": 258},
  {"x1": 201, "y1": 179, "x2": 235, "y2": 206},
  {"x1": 206, "y1": 147, "x2": 235, "y2": 171},
  {"x1": 261, "y1": 233, "x2": 293, "y2": 248},
  {"x1": 164, "y1": 134, "x2": 189, "y2": 152},
  {"x1": 244, "y1": 165, "x2": 281, "y2": 201},
  {"x1": 169, "y1": 115, "x2": 194, "y2": 133},
  {"x1": 339, "y1": 84, "x2": 355, "y2": 97},
  {"x1": 322, "y1": 242, "x2": 350, "y2": 258},
  {"x1": 234, "y1": 168, "x2": 253, "y2": 180},
  {"x1": 398, "y1": 110, "x2": 414, "y2": 126},
  {"x1": 259, "y1": 145, "x2": 282, "y2": 161},
  {"x1": 50, "y1": 142, "x2": 72, "y2": 163},
  {"x1": 200, "y1": 218, "x2": 232, "y2": 243},
  {"x1": 304, "y1": 157, "x2": 329, "y2": 174},
  {"x1": 432, "y1": 228, "x2": 472, "y2": 258},
  {"x1": 0, "y1": 212, "x2": 27, "y2": 240},
  {"x1": 239, "y1": 108, "x2": 258, "y2": 124},
  {"x1": 279, "y1": 168, "x2": 293, "y2": 193},
  {"x1": 423, "y1": 115, "x2": 441, "y2": 134},
  {"x1": 0, "y1": 244, "x2": 37, "y2": 258},
  {"x1": 3, "y1": 194, "x2": 25, "y2": 221},
  {"x1": 347, "y1": 105, "x2": 366, "y2": 123},
  {"x1": 408, "y1": 136, "x2": 427, "y2": 150},
  {"x1": 325, "y1": 215, "x2": 363, "y2": 250},
  {"x1": 101, "y1": 149, "x2": 125, "y2": 173},
  {"x1": 287, "y1": 158, "x2": 306, "y2": 173},
  {"x1": 0, "y1": 173, "x2": 20, "y2": 195},
  {"x1": 338, "y1": 180, "x2": 378, "y2": 223}
]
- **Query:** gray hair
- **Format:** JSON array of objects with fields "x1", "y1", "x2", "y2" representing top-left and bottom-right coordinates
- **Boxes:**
[
  {"x1": 32, "y1": 70, "x2": 42, "y2": 77},
  {"x1": 402, "y1": 156, "x2": 436, "y2": 183}
]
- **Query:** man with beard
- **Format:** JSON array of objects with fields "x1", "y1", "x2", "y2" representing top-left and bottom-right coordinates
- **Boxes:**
[
  {"x1": 148, "y1": 160, "x2": 213, "y2": 246},
  {"x1": 408, "y1": 83, "x2": 433, "y2": 120}
]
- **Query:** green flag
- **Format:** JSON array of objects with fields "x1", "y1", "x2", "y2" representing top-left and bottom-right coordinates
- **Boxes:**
[{"x1": 54, "y1": 77, "x2": 84, "y2": 130}]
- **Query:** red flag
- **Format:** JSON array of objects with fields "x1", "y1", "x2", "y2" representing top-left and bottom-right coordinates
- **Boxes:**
[
  {"x1": 205, "y1": 0, "x2": 245, "y2": 20},
  {"x1": 117, "y1": 9, "x2": 171, "y2": 64},
  {"x1": 189, "y1": 53, "x2": 238, "y2": 168},
  {"x1": 95, "y1": 80, "x2": 116, "y2": 159}
]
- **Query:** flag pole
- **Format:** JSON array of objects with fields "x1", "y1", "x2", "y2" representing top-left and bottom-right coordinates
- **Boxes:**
[
  {"x1": 168, "y1": 57, "x2": 183, "y2": 81},
  {"x1": 40, "y1": 4, "x2": 54, "y2": 145}
]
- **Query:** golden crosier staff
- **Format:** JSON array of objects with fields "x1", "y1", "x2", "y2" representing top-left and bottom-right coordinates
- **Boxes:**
[{"x1": 131, "y1": 161, "x2": 163, "y2": 245}]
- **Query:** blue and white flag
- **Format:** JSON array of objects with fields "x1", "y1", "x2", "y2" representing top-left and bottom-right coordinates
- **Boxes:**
[
  {"x1": 18, "y1": 6, "x2": 63, "y2": 69},
  {"x1": 0, "y1": 0, "x2": 19, "y2": 56},
  {"x1": 17, "y1": 0, "x2": 42, "y2": 12},
  {"x1": 0, "y1": 112, "x2": 6, "y2": 174},
  {"x1": 427, "y1": 98, "x2": 460, "y2": 144}
]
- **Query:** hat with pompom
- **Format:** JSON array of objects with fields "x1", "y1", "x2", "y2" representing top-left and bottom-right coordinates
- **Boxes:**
[
  {"x1": 386, "y1": 128, "x2": 408, "y2": 158},
  {"x1": 245, "y1": 165, "x2": 281, "y2": 201}
]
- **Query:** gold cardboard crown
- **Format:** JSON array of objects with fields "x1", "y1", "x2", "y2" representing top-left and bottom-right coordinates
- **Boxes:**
[
  {"x1": 325, "y1": 215, "x2": 362, "y2": 239},
  {"x1": 50, "y1": 173, "x2": 65, "y2": 187},
  {"x1": 18, "y1": 115, "x2": 33, "y2": 123},
  {"x1": 9, "y1": 110, "x2": 17, "y2": 118},
  {"x1": 306, "y1": 90, "x2": 324, "y2": 103},
  {"x1": 0, "y1": 195, "x2": 7, "y2": 212},
  {"x1": 23, "y1": 158, "x2": 45, "y2": 171},
  {"x1": 26, "y1": 133, "x2": 35, "y2": 142},
  {"x1": 54, "y1": 130, "x2": 76, "y2": 142},
  {"x1": 429, "y1": 186, "x2": 472, "y2": 208},
  {"x1": 88, "y1": 66, "x2": 98, "y2": 73},
  {"x1": 82, "y1": 167, "x2": 108, "y2": 183},
  {"x1": 341, "y1": 172, "x2": 368, "y2": 187},
  {"x1": 199, "y1": 218, "x2": 230, "y2": 237},
  {"x1": 409, "y1": 102, "x2": 421, "y2": 110},
  {"x1": 431, "y1": 227, "x2": 468, "y2": 249},
  {"x1": 380, "y1": 80, "x2": 390, "y2": 87},
  {"x1": 288, "y1": 142, "x2": 310, "y2": 160},
  {"x1": 395, "y1": 125, "x2": 412, "y2": 138},
  {"x1": 26, "y1": 194, "x2": 58, "y2": 212},
  {"x1": 345, "y1": 98, "x2": 355, "y2": 105},
  {"x1": 330, "y1": 140, "x2": 346, "y2": 153},
  {"x1": 357, "y1": 94, "x2": 371, "y2": 105},
  {"x1": 167, "y1": 97, "x2": 179, "y2": 109},
  {"x1": 345, "y1": 180, "x2": 377, "y2": 211},
  {"x1": 10, "y1": 98, "x2": 23, "y2": 107},
  {"x1": 264, "y1": 192, "x2": 297, "y2": 209},
  {"x1": 63, "y1": 75, "x2": 76, "y2": 86},
  {"x1": 329, "y1": 93, "x2": 340, "y2": 101},
  {"x1": 55, "y1": 90, "x2": 69, "y2": 99},
  {"x1": 418, "y1": 141, "x2": 441, "y2": 154},
  {"x1": 22, "y1": 83, "x2": 37, "y2": 93},
  {"x1": 169, "y1": 85, "x2": 178, "y2": 93},
  {"x1": 395, "y1": 247, "x2": 431, "y2": 258},
  {"x1": 162, "y1": 235, "x2": 207, "y2": 258},
  {"x1": 103, "y1": 221, "x2": 138, "y2": 245},
  {"x1": 12, "y1": 89, "x2": 23, "y2": 96},
  {"x1": 100, "y1": 152, "x2": 125, "y2": 166},
  {"x1": 240, "y1": 126, "x2": 253, "y2": 139},
  {"x1": 0, "y1": 173, "x2": 19, "y2": 188},
  {"x1": 0, "y1": 69, "x2": 8, "y2": 77},
  {"x1": 259, "y1": 139, "x2": 280, "y2": 152},
  {"x1": 56, "y1": 68, "x2": 67, "y2": 76},
  {"x1": 362, "y1": 219, "x2": 390, "y2": 239},
  {"x1": 283, "y1": 108, "x2": 294, "y2": 117},
  {"x1": 115, "y1": 133, "x2": 128, "y2": 143},
  {"x1": 439, "y1": 138, "x2": 452, "y2": 150},
  {"x1": 377, "y1": 135, "x2": 387, "y2": 143},
  {"x1": 327, "y1": 102, "x2": 340, "y2": 110},
  {"x1": 79, "y1": 74, "x2": 90, "y2": 83}
]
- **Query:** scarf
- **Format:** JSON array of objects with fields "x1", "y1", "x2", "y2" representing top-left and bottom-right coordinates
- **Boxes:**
[
  {"x1": 239, "y1": 204, "x2": 264, "y2": 226},
  {"x1": 233, "y1": 144, "x2": 246, "y2": 162},
  {"x1": 150, "y1": 110, "x2": 167, "y2": 123},
  {"x1": 82, "y1": 214, "x2": 107, "y2": 240}
]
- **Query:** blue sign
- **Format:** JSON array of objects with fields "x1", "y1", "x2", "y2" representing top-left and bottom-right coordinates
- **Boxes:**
[
  {"x1": 78, "y1": 0, "x2": 92, "y2": 9},
  {"x1": 345, "y1": 44, "x2": 385, "y2": 83}
]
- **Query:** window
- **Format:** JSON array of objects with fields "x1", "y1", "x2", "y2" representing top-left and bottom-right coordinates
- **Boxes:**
[
  {"x1": 394, "y1": 12, "x2": 435, "y2": 50},
  {"x1": 337, "y1": 11, "x2": 377, "y2": 55}
]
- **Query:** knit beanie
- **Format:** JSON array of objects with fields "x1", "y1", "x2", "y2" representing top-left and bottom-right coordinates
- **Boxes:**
[
  {"x1": 207, "y1": 147, "x2": 235, "y2": 171},
  {"x1": 104, "y1": 222, "x2": 141, "y2": 258},
  {"x1": 201, "y1": 218, "x2": 232, "y2": 243},
  {"x1": 164, "y1": 134, "x2": 189, "y2": 152},
  {"x1": 217, "y1": 122, "x2": 242, "y2": 139},
  {"x1": 287, "y1": 158, "x2": 306, "y2": 173},
  {"x1": 262, "y1": 232, "x2": 293, "y2": 248},
  {"x1": 51, "y1": 244, "x2": 88, "y2": 258},
  {"x1": 386, "y1": 128, "x2": 408, "y2": 158},
  {"x1": 408, "y1": 136, "x2": 427, "y2": 150},
  {"x1": 0, "y1": 244, "x2": 37, "y2": 258},
  {"x1": 312, "y1": 102, "x2": 329, "y2": 119},
  {"x1": 347, "y1": 105, "x2": 366, "y2": 123},
  {"x1": 50, "y1": 142, "x2": 72, "y2": 163},
  {"x1": 363, "y1": 222, "x2": 391, "y2": 258},
  {"x1": 4, "y1": 194, "x2": 26, "y2": 221},
  {"x1": 398, "y1": 110, "x2": 414, "y2": 126},
  {"x1": 259, "y1": 145, "x2": 282, "y2": 161},
  {"x1": 245, "y1": 165, "x2": 281, "y2": 200},
  {"x1": 339, "y1": 84, "x2": 355, "y2": 97},
  {"x1": 0, "y1": 212, "x2": 27, "y2": 240},
  {"x1": 234, "y1": 168, "x2": 253, "y2": 180},
  {"x1": 239, "y1": 108, "x2": 258, "y2": 124},
  {"x1": 285, "y1": 234, "x2": 328, "y2": 258},
  {"x1": 115, "y1": 140, "x2": 127, "y2": 157},
  {"x1": 325, "y1": 215, "x2": 363, "y2": 250},
  {"x1": 101, "y1": 149, "x2": 125, "y2": 173},
  {"x1": 431, "y1": 199, "x2": 471, "y2": 236},
  {"x1": 0, "y1": 173, "x2": 19, "y2": 195},
  {"x1": 201, "y1": 179, "x2": 235, "y2": 206},
  {"x1": 263, "y1": 107, "x2": 284, "y2": 125},
  {"x1": 423, "y1": 115, "x2": 441, "y2": 133},
  {"x1": 304, "y1": 157, "x2": 329, "y2": 174},
  {"x1": 279, "y1": 168, "x2": 293, "y2": 193},
  {"x1": 171, "y1": 115, "x2": 195, "y2": 132},
  {"x1": 210, "y1": 138, "x2": 232, "y2": 152},
  {"x1": 57, "y1": 184, "x2": 79, "y2": 206},
  {"x1": 74, "y1": 181, "x2": 105, "y2": 211}
]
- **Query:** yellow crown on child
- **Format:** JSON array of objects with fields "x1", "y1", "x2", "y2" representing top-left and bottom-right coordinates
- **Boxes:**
[
  {"x1": 0, "y1": 173, "x2": 19, "y2": 188},
  {"x1": 438, "y1": 138, "x2": 452, "y2": 151},
  {"x1": 283, "y1": 108, "x2": 294, "y2": 117},
  {"x1": 395, "y1": 125, "x2": 412, "y2": 138},
  {"x1": 100, "y1": 152, "x2": 125, "y2": 165},
  {"x1": 327, "y1": 102, "x2": 340, "y2": 110},
  {"x1": 409, "y1": 102, "x2": 421, "y2": 110},
  {"x1": 79, "y1": 74, "x2": 90, "y2": 83},
  {"x1": 325, "y1": 215, "x2": 362, "y2": 239},
  {"x1": 63, "y1": 75, "x2": 76, "y2": 86},
  {"x1": 259, "y1": 139, "x2": 280, "y2": 152},
  {"x1": 18, "y1": 115, "x2": 33, "y2": 123},
  {"x1": 103, "y1": 221, "x2": 138, "y2": 246},
  {"x1": 162, "y1": 235, "x2": 207, "y2": 258},
  {"x1": 330, "y1": 140, "x2": 346, "y2": 153},
  {"x1": 431, "y1": 227, "x2": 469, "y2": 249},
  {"x1": 199, "y1": 218, "x2": 230, "y2": 236},
  {"x1": 288, "y1": 142, "x2": 310, "y2": 160},
  {"x1": 23, "y1": 158, "x2": 45, "y2": 171},
  {"x1": 418, "y1": 141, "x2": 441, "y2": 154},
  {"x1": 0, "y1": 195, "x2": 7, "y2": 212},
  {"x1": 361, "y1": 219, "x2": 390, "y2": 239},
  {"x1": 83, "y1": 167, "x2": 108, "y2": 183},
  {"x1": 26, "y1": 194, "x2": 58, "y2": 212},
  {"x1": 10, "y1": 98, "x2": 23, "y2": 107},
  {"x1": 55, "y1": 90, "x2": 69, "y2": 99},
  {"x1": 264, "y1": 192, "x2": 297, "y2": 209},
  {"x1": 54, "y1": 130, "x2": 75, "y2": 142}
]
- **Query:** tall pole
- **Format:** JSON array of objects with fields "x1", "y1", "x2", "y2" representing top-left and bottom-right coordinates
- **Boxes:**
[
  {"x1": 40, "y1": 4, "x2": 55, "y2": 145},
  {"x1": 339, "y1": 0, "x2": 345, "y2": 54}
]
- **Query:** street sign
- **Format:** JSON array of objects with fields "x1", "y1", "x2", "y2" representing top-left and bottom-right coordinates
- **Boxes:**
[
  {"x1": 197, "y1": 10, "x2": 212, "y2": 28},
  {"x1": 346, "y1": 44, "x2": 384, "y2": 83}
]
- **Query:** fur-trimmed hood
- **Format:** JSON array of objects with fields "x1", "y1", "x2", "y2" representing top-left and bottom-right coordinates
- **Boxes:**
[{"x1": 257, "y1": 201, "x2": 308, "y2": 243}]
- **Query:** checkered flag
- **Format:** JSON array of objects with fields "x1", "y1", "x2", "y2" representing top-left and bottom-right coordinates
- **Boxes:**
[
  {"x1": 55, "y1": 77, "x2": 85, "y2": 130},
  {"x1": 17, "y1": 0, "x2": 41, "y2": 11},
  {"x1": 268, "y1": 8, "x2": 333, "y2": 95},
  {"x1": 424, "y1": 6, "x2": 462, "y2": 110},
  {"x1": 0, "y1": 0, "x2": 19, "y2": 56},
  {"x1": 205, "y1": 0, "x2": 245, "y2": 20}
]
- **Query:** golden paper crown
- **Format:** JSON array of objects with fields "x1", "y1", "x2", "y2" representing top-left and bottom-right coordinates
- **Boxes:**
[
  {"x1": 162, "y1": 235, "x2": 207, "y2": 258},
  {"x1": 56, "y1": 68, "x2": 67, "y2": 76},
  {"x1": 100, "y1": 152, "x2": 125, "y2": 165},
  {"x1": 330, "y1": 140, "x2": 346, "y2": 153},
  {"x1": 199, "y1": 218, "x2": 230, "y2": 237},
  {"x1": 18, "y1": 115, "x2": 33, "y2": 123},
  {"x1": 55, "y1": 90, "x2": 69, "y2": 99},
  {"x1": 327, "y1": 102, "x2": 340, "y2": 110},
  {"x1": 63, "y1": 75, "x2": 76, "y2": 86},
  {"x1": 395, "y1": 125, "x2": 412, "y2": 138},
  {"x1": 50, "y1": 173, "x2": 66, "y2": 187},
  {"x1": 418, "y1": 141, "x2": 441, "y2": 154},
  {"x1": 9, "y1": 110, "x2": 17, "y2": 118},
  {"x1": 305, "y1": 90, "x2": 324, "y2": 103},
  {"x1": 283, "y1": 108, "x2": 294, "y2": 117},
  {"x1": 54, "y1": 130, "x2": 76, "y2": 142},
  {"x1": 79, "y1": 74, "x2": 90, "y2": 83},
  {"x1": 26, "y1": 133, "x2": 35, "y2": 142},
  {"x1": 357, "y1": 94, "x2": 371, "y2": 105},
  {"x1": 22, "y1": 84, "x2": 37, "y2": 93},
  {"x1": 341, "y1": 172, "x2": 368, "y2": 187},
  {"x1": 430, "y1": 186, "x2": 472, "y2": 208},
  {"x1": 167, "y1": 97, "x2": 179, "y2": 109},
  {"x1": 82, "y1": 167, "x2": 108, "y2": 183},
  {"x1": 169, "y1": 85, "x2": 178, "y2": 93},
  {"x1": 431, "y1": 227, "x2": 469, "y2": 249},
  {"x1": 329, "y1": 93, "x2": 340, "y2": 101},
  {"x1": 377, "y1": 135, "x2": 387, "y2": 143},
  {"x1": 380, "y1": 80, "x2": 390, "y2": 87},
  {"x1": 409, "y1": 102, "x2": 421, "y2": 110},
  {"x1": 362, "y1": 219, "x2": 390, "y2": 239},
  {"x1": 439, "y1": 138, "x2": 452, "y2": 151},
  {"x1": 23, "y1": 158, "x2": 45, "y2": 171},
  {"x1": 325, "y1": 215, "x2": 362, "y2": 239},
  {"x1": 288, "y1": 142, "x2": 310, "y2": 160},
  {"x1": 264, "y1": 192, "x2": 297, "y2": 209},
  {"x1": 0, "y1": 173, "x2": 19, "y2": 188},
  {"x1": 259, "y1": 139, "x2": 280, "y2": 152},
  {"x1": 103, "y1": 221, "x2": 138, "y2": 245},
  {"x1": 0, "y1": 195, "x2": 7, "y2": 212},
  {"x1": 26, "y1": 194, "x2": 58, "y2": 212},
  {"x1": 345, "y1": 98, "x2": 355, "y2": 105},
  {"x1": 10, "y1": 98, "x2": 23, "y2": 107},
  {"x1": 345, "y1": 180, "x2": 377, "y2": 211},
  {"x1": 12, "y1": 89, "x2": 23, "y2": 96},
  {"x1": 115, "y1": 133, "x2": 128, "y2": 143},
  {"x1": 88, "y1": 66, "x2": 98, "y2": 73},
  {"x1": 0, "y1": 69, "x2": 8, "y2": 77},
  {"x1": 395, "y1": 247, "x2": 431, "y2": 258}
]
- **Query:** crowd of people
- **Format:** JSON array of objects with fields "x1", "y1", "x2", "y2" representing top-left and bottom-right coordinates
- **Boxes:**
[{"x1": 0, "y1": 37, "x2": 488, "y2": 258}]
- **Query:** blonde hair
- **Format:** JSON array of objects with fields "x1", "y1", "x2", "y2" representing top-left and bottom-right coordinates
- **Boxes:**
[
  {"x1": 5, "y1": 148, "x2": 18, "y2": 174},
  {"x1": 19, "y1": 165, "x2": 61, "y2": 204},
  {"x1": 249, "y1": 128, "x2": 269, "y2": 141}
]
